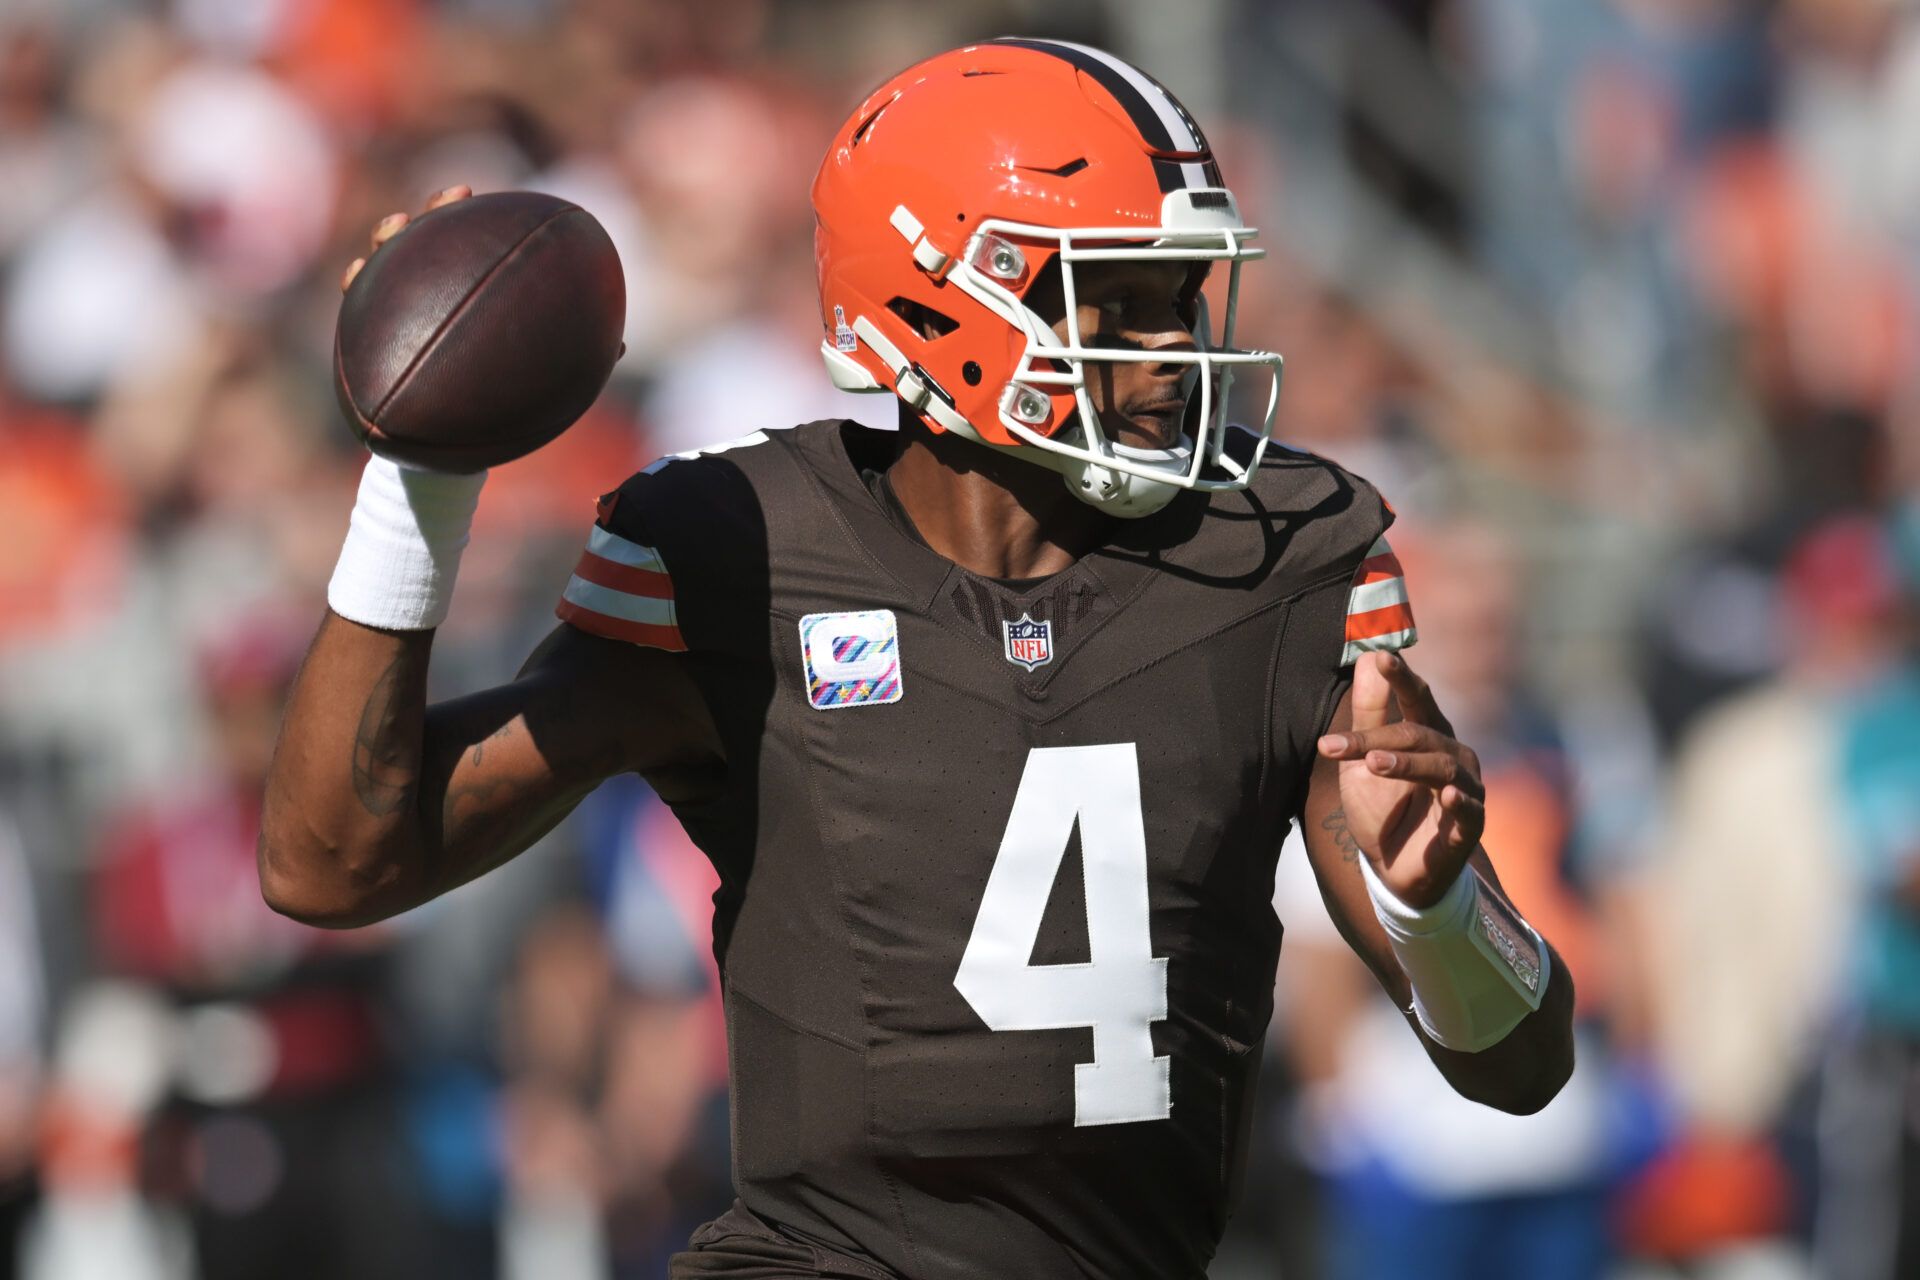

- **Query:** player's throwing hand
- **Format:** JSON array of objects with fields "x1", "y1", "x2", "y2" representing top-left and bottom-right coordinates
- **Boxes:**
[
  {"x1": 1316, "y1": 650, "x2": 1488, "y2": 909},
  {"x1": 340, "y1": 184, "x2": 472, "y2": 293}
]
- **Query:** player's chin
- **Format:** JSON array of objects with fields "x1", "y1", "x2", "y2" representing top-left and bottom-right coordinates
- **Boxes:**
[{"x1": 1108, "y1": 406, "x2": 1186, "y2": 452}]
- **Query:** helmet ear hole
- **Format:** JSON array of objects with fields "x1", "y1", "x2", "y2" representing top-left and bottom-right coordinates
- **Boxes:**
[{"x1": 886, "y1": 296, "x2": 958, "y2": 340}]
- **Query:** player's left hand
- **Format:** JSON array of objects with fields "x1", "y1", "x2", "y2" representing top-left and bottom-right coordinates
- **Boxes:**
[{"x1": 1316, "y1": 650, "x2": 1486, "y2": 909}]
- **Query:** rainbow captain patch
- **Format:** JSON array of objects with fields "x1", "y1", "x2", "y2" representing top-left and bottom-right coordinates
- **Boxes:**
[{"x1": 800, "y1": 610, "x2": 904, "y2": 710}]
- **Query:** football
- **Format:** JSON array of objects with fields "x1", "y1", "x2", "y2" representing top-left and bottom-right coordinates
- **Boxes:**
[{"x1": 333, "y1": 190, "x2": 625, "y2": 473}]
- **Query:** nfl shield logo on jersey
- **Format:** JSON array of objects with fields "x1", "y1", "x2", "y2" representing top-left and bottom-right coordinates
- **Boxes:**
[{"x1": 1002, "y1": 613, "x2": 1053, "y2": 671}]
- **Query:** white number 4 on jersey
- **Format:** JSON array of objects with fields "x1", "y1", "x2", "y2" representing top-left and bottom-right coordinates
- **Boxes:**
[{"x1": 954, "y1": 743, "x2": 1172, "y2": 1127}]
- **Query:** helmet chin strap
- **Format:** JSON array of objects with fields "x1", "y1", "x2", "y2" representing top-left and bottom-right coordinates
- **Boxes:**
[
  {"x1": 1048, "y1": 439, "x2": 1189, "y2": 518},
  {"x1": 948, "y1": 403, "x2": 1189, "y2": 519},
  {"x1": 935, "y1": 403, "x2": 1188, "y2": 519}
]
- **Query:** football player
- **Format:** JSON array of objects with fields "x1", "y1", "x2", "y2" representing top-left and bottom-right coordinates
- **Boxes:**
[{"x1": 262, "y1": 40, "x2": 1574, "y2": 1279}]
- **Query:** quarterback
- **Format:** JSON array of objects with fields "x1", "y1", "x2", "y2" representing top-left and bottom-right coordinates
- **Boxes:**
[{"x1": 262, "y1": 40, "x2": 1574, "y2": 1279}]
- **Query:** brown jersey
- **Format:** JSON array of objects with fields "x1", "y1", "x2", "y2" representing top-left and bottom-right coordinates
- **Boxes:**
[{"x1": 554, "y1": 420, "x2": 1412, "y2": 1279}]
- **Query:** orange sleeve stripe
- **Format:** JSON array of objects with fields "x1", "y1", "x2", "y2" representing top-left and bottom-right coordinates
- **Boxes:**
[
  {"x1": 555, "y1": 599, "x2": 688, "y2": 652},
  {"x1": 1345, "y1": 601, "x2": 1416, "y2": 642},
  {"x1": 571, "y1": 547, "x2": 675, "y2": 599},
  {"x1": 1354, "y1": 551, "x2": 1404, "y2": 584}
]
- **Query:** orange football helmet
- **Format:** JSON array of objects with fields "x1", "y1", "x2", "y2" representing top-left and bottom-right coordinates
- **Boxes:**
[{"x1": 813, "y1": 38, "x2": 1281, "y2": 517}]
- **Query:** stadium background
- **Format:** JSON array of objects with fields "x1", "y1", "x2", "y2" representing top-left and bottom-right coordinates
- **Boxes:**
[{"x1": 1, "y1": 0, "x2": 1917, "y2": 1276}]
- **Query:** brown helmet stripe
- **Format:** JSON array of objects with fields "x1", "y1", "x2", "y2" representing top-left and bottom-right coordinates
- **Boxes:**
[{"x1": 988, "y1": 38, "x2": 1222, "y2": 192}]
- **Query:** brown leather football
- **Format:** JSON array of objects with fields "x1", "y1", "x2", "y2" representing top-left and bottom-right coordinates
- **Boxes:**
[{"x1": 333, "y1": 191, "x2": 625, "y2": 472}]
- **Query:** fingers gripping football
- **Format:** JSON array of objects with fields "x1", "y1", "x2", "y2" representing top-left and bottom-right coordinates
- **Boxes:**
[
  {"x1": 1316, "y1": 651, "x2": 1488, "y2": 906},
  {"x1": 341, "y1": 185, "x2": 473, "y2": 293},
  {"x1": 340, "y1": 184, "x2": 630, "y2": 363}
]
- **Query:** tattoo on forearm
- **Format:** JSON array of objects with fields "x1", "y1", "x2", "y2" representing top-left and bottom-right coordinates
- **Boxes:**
[
  {"x1": 1321, "y1": 805, "x2": 1363, "y2": 864},
  {"x1": 352, "y1": 653, "x2": 416, "y2": 817}
]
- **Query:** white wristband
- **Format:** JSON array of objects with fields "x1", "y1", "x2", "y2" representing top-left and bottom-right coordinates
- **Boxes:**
[
  {"x1": 327, "y1": 455, "x2": 487, "y2": 631},
  {"x1": 1360, "y1": 859, "x2": 1550, "y2": 1053}
]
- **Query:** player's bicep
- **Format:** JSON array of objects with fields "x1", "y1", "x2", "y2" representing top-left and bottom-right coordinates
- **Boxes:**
[
  {"x1": 502, "y1": 620, "x2": 724, "y2": 808},
  {"x1": 1297, "y1": 687, "x2": 1411, "y2": 1005},
  {"x1": 415, "y1": 623, "x2": 721, "y2": 898}
]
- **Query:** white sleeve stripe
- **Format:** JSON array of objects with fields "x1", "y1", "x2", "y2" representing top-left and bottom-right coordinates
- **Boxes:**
[
  {"x1": 586, "y1": 525, "x2": 668, "y2": 573},
  {"x1": 1367, "y1": 534, "x2": 1393, "y2": 558},
  {"x1": 561, "y1": 577, "x2": 677, "y2": 627},
  {"x1": 1342, "y1": 628, "x2": 1418, "y2": 667},
  {"x1": 1051, "y1": 40, "x2": 1203, "y2": 152},
  {"x1": 1348, "y1": 577, "x2": 1409, "y2": 615}
]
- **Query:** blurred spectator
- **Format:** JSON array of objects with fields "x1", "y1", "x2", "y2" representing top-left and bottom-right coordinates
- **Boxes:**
[
  {"x1": 0, "y1": 816, "x2": 43, "y2": 1280},
  {"x1": 615, "y1": 75, "x2": 881, "y2": 452},
  {"x1": 85, "y1": 608, "x2": 494, "y2": 1280},
  {"x1": 132, "y1": 60, "x2": 339, "y2": 296},
  {"x1": 2, "y1": 22, "x2": 343, "y2": 405},
  {"x1": 1629, "y1": 515, "x2": 1893, "y2": 1274},
  {"x1": 500, "y1": 781, "x2": 729, "y2": 1280},
  {"x1": 0, "y1": 377, "x2": 130, "y2": 647},
  {"x1": 1819, "y1": 503, "x2": 1920, "y2": 1280},
  {"x1": 0, "y1": 176, "x2": 205, "y2": 408},
  {"x1": 0, "y1": 20, "x2": 97, "y2": 261},
  {"x1": 23, "y1": 983, "x2": 187, "y2": 1280}
]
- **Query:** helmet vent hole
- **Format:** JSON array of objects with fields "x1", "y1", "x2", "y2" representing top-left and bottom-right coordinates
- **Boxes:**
[
  {"x1": 963, "y1": 361, "x2": 982, "y2": 386},
  {"x1": 886, "y1": 297, "x2": 958, "y2": 340},
  {"x1": 1031, "y1": 157, "x2": 1088, "y2": 178},
  {"x1": 850, "y1": 94, "x2": 898, "y2": 146}
]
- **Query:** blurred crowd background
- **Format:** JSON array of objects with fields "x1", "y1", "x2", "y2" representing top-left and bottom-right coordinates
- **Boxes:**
[{"x1": 1, "y1": 0, "x2": 1918, "y2": 1277}]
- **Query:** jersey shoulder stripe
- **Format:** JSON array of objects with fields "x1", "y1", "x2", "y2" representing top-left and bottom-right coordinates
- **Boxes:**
[
  {"x1": 1340, "y1": 534, "x2": 1416, "y2": 666},
  {"x1": 554, "y1": 429, "x2": 797, "y2": 657},
  {"x1": 555, "y1": 523, "x2": 686, "y2": 651}
]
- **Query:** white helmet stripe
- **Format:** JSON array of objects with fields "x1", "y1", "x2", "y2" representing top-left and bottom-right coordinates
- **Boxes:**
[
  {"x1": 988, "y1": 38, "x2": 1216, "y2": 190},
  {"x1": 1042, "y1": 40, "x2": 1202, "y2": 150},
  {"x1": 1037, "y1": 40, "x2": 1212, "y2": 190}
]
